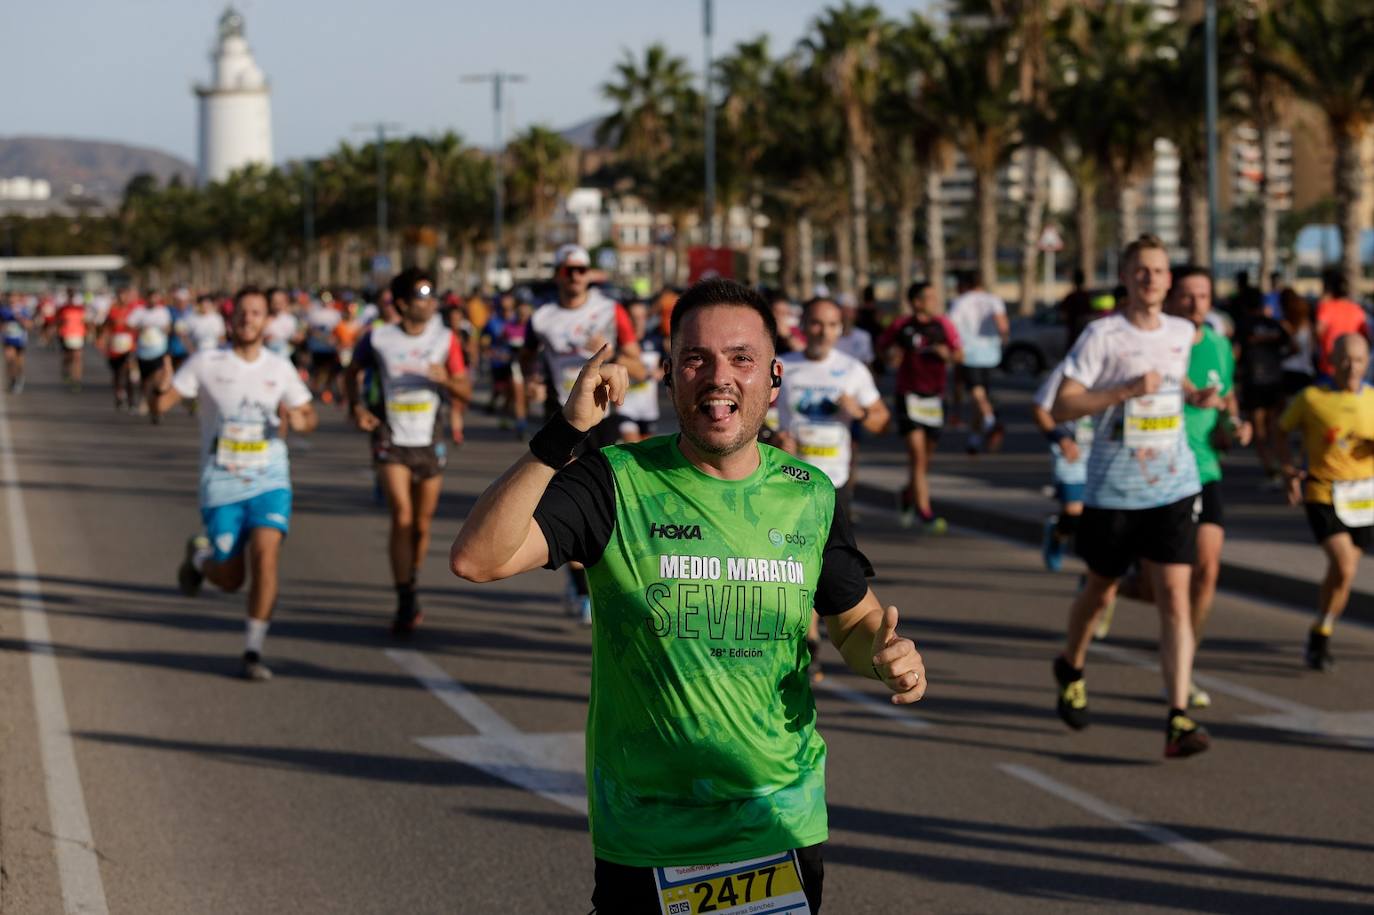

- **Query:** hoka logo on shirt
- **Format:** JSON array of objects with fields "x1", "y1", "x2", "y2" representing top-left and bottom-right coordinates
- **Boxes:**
[{"x1": 650, "y1": 522, "x2": 702, "y2": 540}]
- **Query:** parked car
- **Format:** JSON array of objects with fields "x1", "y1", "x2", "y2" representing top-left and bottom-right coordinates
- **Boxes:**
[{"x1": 1003, "y1": 306, "x2": 1068, "y2": 376}]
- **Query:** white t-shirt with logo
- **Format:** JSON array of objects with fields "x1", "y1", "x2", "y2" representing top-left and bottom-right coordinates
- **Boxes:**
[
  {"x1": 307, "y1": 305, "x2": 341, "y2": 354},
  {"x1": 129, "y1": 305, "x2": 172, "y2": 360},
  {"x1": 265, "y1": 312, "x2": 299, "y2": 356},
  {"x1": 529, "y1": 289, "x2": 631, "y2": 405},
  {"x1": 776, "y1": 349, "x2": 881, "y2": 487},
  {"x1": 618, "y1": 339, "x2": 663, "y2": 423},
  {"x1": 186, "y1": 311, "x2": 227, "y2": 352},
  {"x1": 353, "y1": 322, "x2": 465, "y2": 448},
  {"x1": 172, "y1": 348, "x2": 312, "y2": 508},
  {"x1": 1061, "y1": 312, "x2": 1199, "y2": 510},
  {"x1": 948, "y1": 290, "x2": 1007, "y2": 368}
]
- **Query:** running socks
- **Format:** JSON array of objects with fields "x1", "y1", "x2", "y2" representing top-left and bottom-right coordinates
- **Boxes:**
[
  {"x1": 245, "y1": 618, "x2": 269, "y2": 655},
  {"x1": 396, "y1": 580, "x2": 417, "y2": 614}
]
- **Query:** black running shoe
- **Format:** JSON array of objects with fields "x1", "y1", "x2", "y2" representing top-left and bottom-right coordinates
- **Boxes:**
[
  {"x1": 178, "y1": 534, "x2": 208, "y2": 596},
  {"x1": 1164, "y1": 714, "x2": 1210, "y2": 758},
  {"x1": 391, "y1": 599, "x2": 423, "y2": 638},
  {"x1": 1305, "y1": 628, "x2": 1334, "y2": 671},
  {"x1": 1054, "y1": 656, "x2": 1089, "y2": 730},
  {"x1": 240, "y1": 651, "x2": 272, "y2": 682}
]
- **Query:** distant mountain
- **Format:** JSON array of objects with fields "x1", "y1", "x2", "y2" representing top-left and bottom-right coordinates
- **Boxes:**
[
  {"x1": 0, "y1": 136, "x2": 194, "y2": 204},
  {"x1": 559, "y1": 115, "x2": 616, "y2": 150}
]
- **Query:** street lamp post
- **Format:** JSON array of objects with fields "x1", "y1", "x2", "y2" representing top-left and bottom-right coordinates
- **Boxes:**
[
  {"x1": 352, "y1": 122, "x2": 402, "y2": 271},
  {"x1": 463, "y1": 72, "x2": 527, "y2": 273},
  {"x1": 1205, "y1": 0, "x2": 1220, "y2": 272},
  {"x1": 703, "y1": 0, "x2": 717, "y2": 248}
]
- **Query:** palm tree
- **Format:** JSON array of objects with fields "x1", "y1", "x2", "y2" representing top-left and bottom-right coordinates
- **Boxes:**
[
  {"x1": 1041, "y1": 3, "x2": 1163, "y2": 282},
  {"x1": 716, "y1": 36, "x2": 776, "y2": 285},
  {"x1": 757, "y1": 51, "x2": 845, "y2": 299},
  {"x1": 1236, "y1": 0, "x2": 1287, "y2": 286},
  {"x1": 921, "y1": 18, "x2": 1022, "y2": 292},
  {"x1": 805, "y1": 2, "x2": 889, "y2": 295},
  {"x1": 506, "y1": 126, "x2": 578, "y2": 273},
  {"x1": 599, "y1": 43, "x2": 701, "y2": 287},
  {"x1": 1265, "y1": 0, "x2": 1374, "y2": 294}
]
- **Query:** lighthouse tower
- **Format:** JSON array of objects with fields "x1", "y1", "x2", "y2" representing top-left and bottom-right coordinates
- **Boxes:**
[{"x1": 195, "y1": 6, "x2": 273, "y2": 185}]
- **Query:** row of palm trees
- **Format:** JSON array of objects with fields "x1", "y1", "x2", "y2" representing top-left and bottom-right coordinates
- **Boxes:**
[
  {"x1": 22, "y1": 0, "x2": 1374, "y2": 305},
  {"x1": 614, "y1": 0, "x2": 1374, "y2": 306}
]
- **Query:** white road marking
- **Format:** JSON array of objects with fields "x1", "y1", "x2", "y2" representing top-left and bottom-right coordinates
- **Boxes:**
[
  {"x1": 816, "y1": 678, "x2": 932, "y2": 731},
  {"x1": 1089, "y1": 642, "x2": 1374, "y2": 748},
  {"x1": 0, "y1": 394, "x2": 111, "y2": 914},
  {"x1": 385, "y1": 648, "x2": 517, "y2": 736},
  {"x1": 1000, "y1": 763, "x2": 1238, "y2": 868},
  {"x1": 386, "y1": 649, "x2": 586, "y2": 814}
]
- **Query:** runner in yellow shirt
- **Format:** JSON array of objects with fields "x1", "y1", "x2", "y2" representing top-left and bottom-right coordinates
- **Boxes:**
[{"x1": 1277, "y1": 333, "x2": 1374, "y2": 671}]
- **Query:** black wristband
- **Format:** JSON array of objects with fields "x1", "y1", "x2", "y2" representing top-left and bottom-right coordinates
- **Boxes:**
[
  {"x1": 1045, "y1": 430, "x2": 1066, "y2": 445},
  {"x1": 529, "y1": 411, "x2": 588, "y2": 469}
]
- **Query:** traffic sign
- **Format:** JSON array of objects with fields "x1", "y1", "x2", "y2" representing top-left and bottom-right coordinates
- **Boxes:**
[{"x1": 1038, "y1": 226, "x2": 1064, "y2": 252}]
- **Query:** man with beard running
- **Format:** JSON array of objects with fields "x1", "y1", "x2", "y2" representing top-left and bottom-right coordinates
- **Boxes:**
[
  {"x1": 520, "y1": 244, "x2": 645, "y2": 623},
  {"x1": 346, "y1": 268, "x2": 471, "y2": 635},
  {"x1": 451, "y1": 277, "x2": 925, "y2": 914},
  {"x1": 162, "y1": 287, "x2": 317, "y2": 681}
]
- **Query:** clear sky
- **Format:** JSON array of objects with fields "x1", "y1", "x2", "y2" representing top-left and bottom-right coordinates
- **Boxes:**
[{"x1": 2, "y1": 0, "x2": 930, "y2": 166}]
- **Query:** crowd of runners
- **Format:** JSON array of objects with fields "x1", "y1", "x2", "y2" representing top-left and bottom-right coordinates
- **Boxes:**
[{"x1": 5, "y1": 236, "x2": 1372, "y2": 912}]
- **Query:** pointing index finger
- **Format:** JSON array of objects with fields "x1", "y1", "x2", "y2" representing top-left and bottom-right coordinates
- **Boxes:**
[{"x1": 586, "y1": 343, "x2": 612, "y2": 370}]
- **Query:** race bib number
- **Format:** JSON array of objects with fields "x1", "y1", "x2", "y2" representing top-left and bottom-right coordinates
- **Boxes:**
[
  {"x1": 1333, "y1": 478, "x2": 1374, "y2": 528},
  {"x1": 1123, "y1": 393, "x2": 1182, "y2": 450},
  {"x1": 904, "y1": 393, "x2": 944, "y2": 428},
  {"x1": 796, "y1": 422, "x2": 847, "y2": 461},
  {"x1": 387, "y1": 387, "x2": 439, "y2": 447},
  {"x1": 2, "y1": 321, "x2": 22, "y2": 340},
  {"x1": 216, "y1": 420, "x2": 269, "y2": 471},
  {"x1": 655, "y1": 851, "x2": 811, "y2": 915},
  {"x1": 137, "y1": 325, "x2": 168, "y2": 357},
  {"x1": 110, "y1": 332, "x2": 135, "y2": 354}
]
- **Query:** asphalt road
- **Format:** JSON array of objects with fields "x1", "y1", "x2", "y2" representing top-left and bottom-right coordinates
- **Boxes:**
[{"x1": 2, "y1": 352, "x2": 1372, "y2": 914}]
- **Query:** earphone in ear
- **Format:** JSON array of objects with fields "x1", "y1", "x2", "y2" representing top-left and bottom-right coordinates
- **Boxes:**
[
  {"x1": 771, "y1": 368, "x2": 782, "y2": 389},
  {"x1": 662, "y1": 360, "x2": 672, "y2": 388}
]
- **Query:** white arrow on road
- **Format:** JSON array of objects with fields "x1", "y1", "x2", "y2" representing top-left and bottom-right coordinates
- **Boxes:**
[{"x1": 386, "y1": 649, "x2": 588, "y2": 814}]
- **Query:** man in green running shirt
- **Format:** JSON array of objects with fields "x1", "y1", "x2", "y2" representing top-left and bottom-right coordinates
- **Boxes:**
[{"x1": 451, "y1": 278, "x2": 926, "y2": 914}]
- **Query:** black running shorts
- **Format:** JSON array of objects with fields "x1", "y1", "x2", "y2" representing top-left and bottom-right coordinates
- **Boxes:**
[
  {"x1": 1305, "y1": 501, "x2": 1372, "y2": 550},
  {"x1": 1195, "y1": 481, "x2": 1224, "y2": 528},
  {"x1": 893, "y1": 391, "x2": 943, "y2": 442},
  {"x1": 372, "y1": 432, "x2": 447, "y2": 481},
  {"x1": 956, "y1": 364, "x2": 993, "y2": 391},
  {"x1": 1076, "y1": 496, "x2": 1199, "y2": 579}
]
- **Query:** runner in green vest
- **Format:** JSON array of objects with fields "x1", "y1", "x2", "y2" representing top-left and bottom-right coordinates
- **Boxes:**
[{"x1": 451, "y1": 278, "x2": 926, "y2": 914}]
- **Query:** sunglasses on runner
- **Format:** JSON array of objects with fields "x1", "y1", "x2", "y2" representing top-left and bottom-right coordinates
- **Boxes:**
[{"x1": 560, "y1": 266, "x2": 589, "y2": 276}]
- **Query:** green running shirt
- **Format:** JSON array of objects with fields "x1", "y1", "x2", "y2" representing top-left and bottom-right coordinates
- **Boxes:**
[
  {"x1": 533, "y1": 435, "x2": 872, "y2": 867},
  {"x1": 1184, "y1": 324, "x2": 1235, "y2": 485}
]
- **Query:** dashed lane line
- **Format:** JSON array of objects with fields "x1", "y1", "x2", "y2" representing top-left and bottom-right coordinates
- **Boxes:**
[{"x1": 1000, "y1": 763, "x2": 1238, "y2": 868}]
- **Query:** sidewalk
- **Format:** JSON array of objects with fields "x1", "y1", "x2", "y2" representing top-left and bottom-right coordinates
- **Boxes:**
[{"x1": 849, "y1": 404, "x2": 1374, "y2": 627}]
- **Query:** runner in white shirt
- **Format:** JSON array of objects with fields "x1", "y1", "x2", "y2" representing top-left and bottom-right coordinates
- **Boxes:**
[
  {"x1": 264, "y1": 289, "x2": 301, "y2": 360},
  {"x1": 775, "y1": 296, "x2": 889, "y2": 683},
  {"x1": 306, "y1": 299, "x2": 343, "y2": 402},
  {"x1": 835, "y1": 298, "x2": 875, "y2": 368},
  {"x1": 1050, "y1": 234, "x2": 1223, "y2": 759},
  {"x1": 156, "y1": 286, "x2": 318, "y2": 682},
  {"x1": 520, "y1": 244, "x2": 647, "y2": 624},
  {"x1": 616, "y1": 300, "x2": 664, "y2": 443},
  {"x1": 346, "y1": 269, "x2": 472, "y2": 636},
  {"x1": 947, "y1": 272, "x2": 1010, "y2": 453},
  {"x1": 186, "y1": 294, "x2": 228, "y2": 352},
  {"x1": 128, "y1": 299, "x2": 173, "y2": 423}
]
